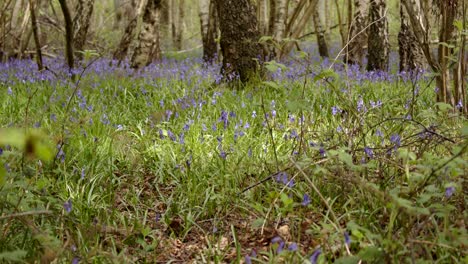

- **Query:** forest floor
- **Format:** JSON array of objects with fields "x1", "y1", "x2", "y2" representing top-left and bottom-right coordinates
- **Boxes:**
[{"x1": 0, "y1": 55, "x2": 466, "y2": 263}]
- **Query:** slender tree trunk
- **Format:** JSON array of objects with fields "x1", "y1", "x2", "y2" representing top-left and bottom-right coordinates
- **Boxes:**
[
  {"x1": 113, "y1": 0, "x2": 139, "y2": 62},
  {"x1": 131, "y1": 0, "x2": 162, "y2": 68},
  {"x1": 268, "y1": 0, "x2": 276, "y2": 36},
  {"x1": 367, "y1": 0, "x2": 389, "y2": 71},
  {"x1": 398, "y1": 2, "x2": 424, "y2": 72},
  {"x1": 215, "y1": 0, "x2": 263, "y2": 82},
  {"x1": 257, "y1": 0, "x2": 268, "y2": 35},
  {"x1": 334, "y1": 0, "x2": 346, "y2": 46},
  {"x1": 344, "y1": 0, "x2": 367, "y2": 67},
  {"x1": 29, "y1": 0, "x2": 43, "y2": 70},
  {"x1": 199, "y1": 0, "x2": 218, "y2": 63},
  {"x1": 281, "y1": 0, "x2": 318, "y2": 58},
  {"x1": 72, "y1": 0, "x2": 95, "y2": 60},
  {"x1": 453, "y1": 0, "x2": 466, "y2": 114},
  {"x1": 58, "y1": 0, "x2": 74, "y2": 70},
  {"x1": 174, "y1": 0, "x2": 184, "y2": 50},
  {"x1": 312, "y1": 0, "x2": 329, "y2": 57},
  {"x1": 271, "y1": 0, "x2": 287, "y2": 58}
]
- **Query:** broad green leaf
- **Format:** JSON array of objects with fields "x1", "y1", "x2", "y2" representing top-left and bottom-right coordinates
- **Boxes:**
[
  {"x1": 434, "y1": 102, "x2": 453, "y2": 112},
  {"x1": 252, "y1": 218, "x2": 265, "y2": 229},
  {"x1": 258, "y1": 35, "x2": 273, "y2": 43},
  {"x1": 358, "y1": 246, "x2": 384, "y2": 261},
  {"x1": 334, "y1": 256, "x2": 360, "y2": 264},
  {"x1": 263, "y1": 81, "x2": 282, "y2": 91},
  {"x1": 313, "y1": 69, "x2": 338, "y2": 82},
  {"x1": 0, "y1": 250, "x2": 28, "y2": 261}
]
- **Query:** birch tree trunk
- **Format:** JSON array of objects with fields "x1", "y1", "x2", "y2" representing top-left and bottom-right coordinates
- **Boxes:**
[
  {"x1": 257, "y1": 0, "x2": 268, "y2": 35},
  {"x1": 312, "y1": 0, "x2": 329, "y2": 57},
  {"x1": 72, "y1": 0, "x2": 95, "y2": 60},
  {"x1": 199, "y1": 0, "x2": 218, "y2": 63},
  {"x1": 367, "y1": 0, "x2": 389, "y2": 71},
  {"x1": 344, "y1": 0, "x2": 367, "y2": 67},
  {"x1": 268, "y1": 0, "x2": 276, "y2": 36},
  {"x1": 270, "y1": 0, "x2": 287, "y2": 58},
  {"x1": 215, "y1": 0, "x2": 263, "y2": 82},
  {"x1": 398, "y1": 2, "x2": 424, "y2": 71},
  {"x1": 113, "y1": 0, "x2": 140, "y2": 62},
  {"x1": 174, "y1": 0, "x2": 184, "y2": 50},
  {"x1": 131, "y1": 0, "x2": 161, "y2": 68}
]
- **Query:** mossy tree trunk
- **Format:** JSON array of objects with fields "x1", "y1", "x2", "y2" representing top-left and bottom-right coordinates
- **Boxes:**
[{"x1": 215, "y1": 0, "x2": 263, "y2": 82}]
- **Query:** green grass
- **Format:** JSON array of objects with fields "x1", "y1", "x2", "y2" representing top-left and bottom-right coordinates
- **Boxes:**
[{"x1": 0, "y1": 60, "x2": 466, "y2": 263}]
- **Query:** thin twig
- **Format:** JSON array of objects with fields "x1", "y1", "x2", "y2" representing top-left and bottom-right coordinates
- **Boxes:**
[{"x1": 0, "y1": 210, "x2": 52, "y2": 220}]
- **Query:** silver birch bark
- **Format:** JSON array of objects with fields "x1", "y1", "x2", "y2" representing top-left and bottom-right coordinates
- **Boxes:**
[
  {"x1": 72, "y1": 0, "x2": 95, "y2": 60},
  {"x1": 131, "y1": 0, "x2": 161, "y2": 68},
  {"x1": 367, "y1": 0, "x2": 389, "y2": 71},
  {"x1": 312, "y1": 0, "x2": 329, "y2": 57},
  {"x1": 344, "y1": 0, "x2": 367, "y2": 67}
]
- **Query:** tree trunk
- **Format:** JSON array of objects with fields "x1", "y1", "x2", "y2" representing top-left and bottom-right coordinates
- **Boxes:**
[
  {"x1": 312, "y1": 0, "x2": 329, "y2": 57},
  {"x1": 131, "y1": 0, "x2": 162, "y2": 68},
  {"x1": 174, "y1": 0, "x2": 184, "y2": 50},
  {"x1": 334, "y1": 0, "x2": 346, "y2": 46},
  {"x1": 215, "y1": 0, "x2": 263, "y2": 82},
  {"x1": 58, "y1": 0, "x2": 74, "y2": 70},
  {"x1": 270, "y1": 0, "x2": 287, "y2": 58},
  {"x1": 398, "y1": 2, "x2": 424, "y2": 72},
  {"x1": 281, "y1": 0, "x2": 318, "y2": 58},
  {"x1": 199, "y1": 0, "x2": 218, "y2": 63},
  {"x1": 453, "y1": 0, "x2": 466, "y2": 114},
  {"x1": 257, "y1": 0, "x2": 268, "y2": 35},
  {"x1": 29, "y1": 0, "x2": 43, "y2": 70},
  {"x1": 113, "y1": 0, "x2": 140, "y2": 63},
  {"x1": 72, "y1": 0, "x2": 95, "y2": 60},
  {"x1": 268, "y1": 0, "x2": 276, "y2": 36},
  {"x1": 367, "y1": 0, "x2": 389, "y2": 71},
  {"x1": 344, "y1": 0, "x2": 367, "y2": 67}
]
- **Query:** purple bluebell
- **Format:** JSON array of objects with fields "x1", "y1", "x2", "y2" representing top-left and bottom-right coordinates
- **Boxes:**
[
  {"x1": 271, "y1": 236, "x2": 285, "y2": 254},
  {"x1": 81, "y1": 168, "x2": 85, "y2": 179},
  {"x1": 445, "y1": 186, "x2": 455, "y2": 198},
  {"x1": 390, "y1": 134, "x2": 401, "y2": 147},
  {"x1": 72, "y1": 257, "x2": 80, "y2": 264},
  {"x1": 331, "y1": 106, "x2": 340, "y2": 116},
  {"x1": 302, "y1": 194, "x2": 311, "y2": 206},
  {"x1": 288, "y1": 243, "x2": 298, "y2": 251},
  {"x1": 364, "y1": 147, "x2": 374, "y2": 159},
  {"x1": 309, "y1": 248, "x2": 322, "y2": 264},
  {"x1": 63, "y1": 199, "x2": 72, "y2": 213},
  {"x1": 344, "y1": 231, "x2": 351, "y2": 246}
]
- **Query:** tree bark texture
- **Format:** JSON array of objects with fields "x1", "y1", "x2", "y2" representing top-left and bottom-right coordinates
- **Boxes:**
[
  {"x1": 268, "y1": 0, "x2": 276, "y2": 36},
  {"x1": 215, "y1": 0, "x2": 263, "y2": 82},
  {"x1": 344, "y1": 0, "x2": 367, "y2": 67},
  {"x1": 199, "y1": 0, "x2": 218, "y2": 63},
  {"x1": 367, "y1": 0, "x2": 389, "y2": 71},
  {"x1": 72, "y1": 0, "x2": 95, "y2": 60},
  {"x1": 58, "y1": 0, "x2": 74, "y2": 70},
  {"x1": 257, "y1": 0, "x2": 268, "y2": 35},
  {"x1": 173, "y1": 0, "x2": 185, "y2": 50},
  {"x1": 312, "y1": 0, "x2": 329, "y2": 57},
  {"x1": 398, "y1": 3, "x2": 424, "y2": 72},
  {"x1": 270, "y1": 0, "x2": 287, "y2": 58},
  {"x1": 131, "y1": 0, "x2": 161, "y2": 68},
  {"x1": 113, "y1": 0, "x2": 139, "y2": 62},
  {"x1": 29, "y1": 0, "x2": 43, "y2": 70}
]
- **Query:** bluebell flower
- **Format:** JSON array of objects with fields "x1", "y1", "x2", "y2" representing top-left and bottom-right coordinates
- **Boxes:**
[
  {"x1": 302, "y1": 194, "x2": 311, "y2": 206},
  {"x1": 271, "y1": 236, "x2": 285, "y2": 254},
  {"x1": 288, "y1": 243, "x2": 298, "y2": 251},
  {"x1": 331, "y1": 106, "x2": 340, "y2": 115},
  {"x1": 0, "y1": 148, "x2": 2, "y2": 156},
  {"x1": 364, "y1": 147, "x2": 374, "y2": 158},
  {"x1": 159, "y1": 129, "x2": 165, "y2": 139},
  {"x1": 248, "y1": 148, "x2": 252, "y2": 157},
  {"x1": 64, "y1": 199, "x2": 72, "y2": 213},
  {"x1": 375, "y1": 129, "x2": 383, "y2": 137},
  {"x1": 245, "y1": 255, "x2": 251, "y2": 264},
  {"x1": 72, "y1": 257, "x2": 80, "y2": 264},
  {"x1": 50, "y1": 114, "x2": 57, "y2": 122},
  {"x1": 445, "y1": 186, "x2": 455, "y2": 198},
  {"x1": 202, "y1": 123, "x2": 207, "y2": 131},
  {"x1": 81, "y1": 168, "x2": 85, "y2": 180},
  {"x1": 309, "y1": 248, "x2": 322, "y2": 264},
  {"x1": 456, "y1": 100, "x2": 463, "y2": 109},
  {"x1": 7, "y1": 87, "x2": 13, "y2": 95},
  {"x1": 344, "y1": 231, "x2": 351, "y2": 246},
  {"x1": 390, "y1": 134, "x2": 401, "y2": 147}
]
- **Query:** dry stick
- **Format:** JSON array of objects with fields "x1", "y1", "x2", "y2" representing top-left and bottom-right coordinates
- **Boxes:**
[
  {"x1": 329, "y1": 9, "x2": 388, "y2": 70},
  {"x1": 0, "y1": 210, "x2": 52, "y2": 220}
]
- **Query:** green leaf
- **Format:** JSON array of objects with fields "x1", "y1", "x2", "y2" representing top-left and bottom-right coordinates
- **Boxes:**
[
  {"x1": 313, "y1": 69, "x2": 338, "y2": 82},
  {"x1": 0, "y1": 250, "x2": 28, "y2": 261},
  {"x1": 252, "y1": 218, "x2": 265, "y2": 229},
  {"x1": 0, "y1": 163, "x2": 5, "y2": 187},
  {"x1": 263, "y1": 81, "x2": 282, "y2": 91},
  {"x1": 453, "y1": 20, "x2": 463, "y2": 31},
  {"x1": 334, "y1": 256, "x2": 360, "y2": 264},
  {"x1": 358, "y1": 246, "x2": 384, "y2": 261},
  {"x1": 461, "y1": 125, "x2": 468, "y2": 137},
  {"x1": 434, "y1": 102, "x2": 453, "y2": 112},
  {"x1": 264, "y1": 60, "x2": 288, "y2": 73},
  {"x1": 259, "y1": 35, "x2": 273, "y2": 43}
]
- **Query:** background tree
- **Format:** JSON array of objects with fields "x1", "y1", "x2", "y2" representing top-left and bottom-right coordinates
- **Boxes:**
[
  {"x1": 270, "y1": 0, "x2": 287, "y2": 59},
  {"x1": 72, "y1": 0, "x2": 95, "y2": 60},
  {"x1": 199, "y1": 0, "x2": 218, "y2": 63},
  {"x1": 58, "y1": 0, "x2": 74, "y2": 70},
  {"x1": 131, "y1": 0, "x2": 162, "y2": 68},
  {"x1": 367, "y1": 0, "x2": 389, "y2": 71},
  {"x1": 29, "y1": 0, "x2": 43, "y2": 70},
  {"x1": 345, "y1": 0, "x2": 368, "y2": 67},
  {"x1": 312, "y1": 0, "x2": 329, "y2": 58},
  {"x1": 113, "y1": 0, "x2": 140, "y2": 63},
  {"x1": 215, "y1": 0, "x2": 263, "y2": 82},
  {"x1": 398, "y1": 1, "x2": 424, "y2": 72}
]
